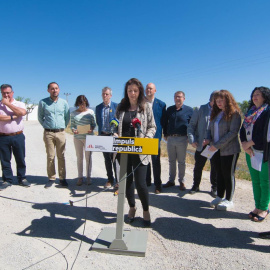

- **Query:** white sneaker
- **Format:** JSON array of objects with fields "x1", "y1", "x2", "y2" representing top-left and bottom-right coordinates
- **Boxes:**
[
  {"x1": 217, "y1": 200, "x2": 234, "y2": 211},
  {"x1": 210, "y1": 196, "x2": 223, "y2": 208}
]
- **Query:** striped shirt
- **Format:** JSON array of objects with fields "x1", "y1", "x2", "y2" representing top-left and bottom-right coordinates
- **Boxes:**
[{"x1": 70, "y1": 109, "x2": 96, "y2": 139}]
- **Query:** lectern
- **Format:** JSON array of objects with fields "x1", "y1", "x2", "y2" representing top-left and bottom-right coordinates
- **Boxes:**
[{"x1": 85, "y1": 136, "x2": 158, "y2": 256}]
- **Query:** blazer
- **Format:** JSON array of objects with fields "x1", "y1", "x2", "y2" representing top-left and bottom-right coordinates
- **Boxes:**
[
  {"x1": 115, "y1": 102, "x2": 157, "y2": 165},
  {"x1": 187, "y1": 103, "x2": 211, "y2": 152},
  {"x1": 240, "y1": 107, "x2": 270, "y2": 163},
  {"x1": 151, "y1": 98, "x2": 166, "y2": 141},
  {"x1": 207, "y1": 111, "x2": 241, "y2": 156},
  {"x1": 95, "y1": 101, "x2": 118, "y2": 135}
]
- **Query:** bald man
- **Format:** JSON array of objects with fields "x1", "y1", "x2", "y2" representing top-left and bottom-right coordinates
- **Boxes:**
[{"x1": 145, "y1": 83, "x2": 166, "y2": 194}]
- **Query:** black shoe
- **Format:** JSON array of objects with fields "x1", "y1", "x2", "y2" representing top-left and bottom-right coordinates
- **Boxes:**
[
  {"x1": 0, "y1": 181, "x2": 12, "y2": 190},
  {"x1": 147, "y1": 183, "x2": 152, "y2": 187},
  {"x1": 179, "y1": 182, "x2": 186, "y2": 191},
  {"x1": 163, "y1": 181, "x2": 175, "y2": 188},
  {"x1": 19, "y1": 179, "x2": 31, "y2": 187},
  {"x1": 126, "y1": 207, "x2": 137, "y2": 224},
  {"x1": 189, "y1": 186, "x2": 199, "y2": 194},
  {"x1": 155, "y1": 186, "x2": 162, "y2": 194},
  {"x1": 44, "y1": 180, "x2": 54, "y2": 189},
  {"x1": 210, "y1": 189, "x2": 217, "y2": 198},
  {"x1": 143, "y1": 219, "x2": 151, "y2": 227},
  {"x1": 60, "y1": 179, "x2": 68, "y2": 187}
]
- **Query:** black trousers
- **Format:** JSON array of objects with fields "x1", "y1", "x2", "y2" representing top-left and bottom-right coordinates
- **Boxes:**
[
  {"x1": 125, "y1": 154, "x2": 149, "y2": 211},
  {"x1": 193, "y1": 146, "x2": 217, "y2": 190},
  {"x1": 211, "y1": 150, "x2": 239, "y2": 201},
  {"x1": 146, "y1": 146, "x2": 162, "y2": 188},
  {"x1": 102, "y1": 152, "x2": 119, "y2": 183}
]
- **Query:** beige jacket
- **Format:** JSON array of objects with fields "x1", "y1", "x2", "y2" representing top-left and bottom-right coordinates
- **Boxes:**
[{"x1": 115, "y1": 102, "x2": 156, "y2": 165}]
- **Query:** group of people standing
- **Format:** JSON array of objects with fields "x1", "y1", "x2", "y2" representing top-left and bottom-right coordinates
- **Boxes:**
[{"x1": 1, "y1": 81, "x2": 270, "y2": 231}]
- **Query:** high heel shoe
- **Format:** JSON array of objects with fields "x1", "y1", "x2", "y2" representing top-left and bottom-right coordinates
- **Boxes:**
[
  {"x1": 127, "y1": 207, "x2": 137, "y2": 223},
  {"x1": 253, "y1": 209, "x2": 269, "y2": 222},
  {"x1": 143, "y1": 211, "x2": 151, "y2": 227}
]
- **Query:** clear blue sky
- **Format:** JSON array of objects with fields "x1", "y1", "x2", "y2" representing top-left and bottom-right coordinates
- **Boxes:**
[{"x1": 1, "y1": 0, "x2": 270, "y2": 108}]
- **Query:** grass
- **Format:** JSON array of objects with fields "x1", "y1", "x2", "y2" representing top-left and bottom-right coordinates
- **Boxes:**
[
  {"x1": 160, "y1": 139, "x2": 251, "y2": 181},
  {"x1": 66, "y1": 122, "x2": 252, "y2": 182}
]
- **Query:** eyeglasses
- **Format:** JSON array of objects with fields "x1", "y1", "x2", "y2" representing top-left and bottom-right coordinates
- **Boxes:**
[{"x1": 1, "y1": 91, "x2": 13, "y2": 95}]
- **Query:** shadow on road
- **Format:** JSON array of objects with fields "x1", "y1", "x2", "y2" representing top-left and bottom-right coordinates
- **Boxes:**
[{"x1": 16, "y1": 202, "x2": 116, "y2": 244}]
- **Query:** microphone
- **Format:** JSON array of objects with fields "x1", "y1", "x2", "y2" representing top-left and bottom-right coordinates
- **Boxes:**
[
  {"x1": 131, "y1": 118, "x2": 142, "y2": 136},
  {"x1": 110, "y1": 117, "x2": 119, "y2": 134}
]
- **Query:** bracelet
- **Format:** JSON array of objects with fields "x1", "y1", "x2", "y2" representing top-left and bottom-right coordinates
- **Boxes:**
[{"x1": 10, "y1": 115, "x2": 13, "y2": 120}]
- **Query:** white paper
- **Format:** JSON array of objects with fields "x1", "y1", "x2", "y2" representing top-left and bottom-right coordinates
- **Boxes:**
[
  {"x1": 201, "y1": 145, "x2": 217, "y2": 159},
  {"x1": 251, "y1": 150, "x2": 263, "y2": 171}
]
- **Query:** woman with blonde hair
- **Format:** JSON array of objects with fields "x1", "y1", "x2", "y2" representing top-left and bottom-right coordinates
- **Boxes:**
[{"x1": 205, "y1": 90, "x2": 241, "y2": 211}]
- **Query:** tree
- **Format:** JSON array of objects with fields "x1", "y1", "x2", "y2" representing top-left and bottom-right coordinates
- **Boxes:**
[
  {"x1": 15, "y1": 97, "x2": 37, "y2": 121},
  {"x1": 15, "y1": 96, "x2": 24, "y2": 101},
  {"x1": 238, "y1": 100, "x2": 249, "y2": 116}
]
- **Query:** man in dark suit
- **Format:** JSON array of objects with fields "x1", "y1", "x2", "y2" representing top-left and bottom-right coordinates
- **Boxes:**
[
  {"x1": 95, "y1": 87, "x2": 119, "y2": 188},
  {"x1": 145, "y1": 83, "x2": 166, "y2": 194}
]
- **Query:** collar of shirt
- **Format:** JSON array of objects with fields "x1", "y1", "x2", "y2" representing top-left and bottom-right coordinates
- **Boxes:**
[{"x1": 103, "y1": 101, "x2": 111, "y2": 108}]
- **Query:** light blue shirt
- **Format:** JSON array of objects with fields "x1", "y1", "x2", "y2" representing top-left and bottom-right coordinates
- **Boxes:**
[
  {"x1": 38, "y1": 97, "x2": 70, "y2": 129},
  {"x1": 214, "y1": 111, "x2": 224, "y2": 143}
]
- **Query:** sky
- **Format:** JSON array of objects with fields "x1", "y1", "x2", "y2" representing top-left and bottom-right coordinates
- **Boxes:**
[{"x1": 1, "y1": 0, "x2": 270, "y2": 108}]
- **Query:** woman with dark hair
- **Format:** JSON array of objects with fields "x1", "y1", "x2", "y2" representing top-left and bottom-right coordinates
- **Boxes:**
[
  {"x1": 205, "y1": 90, "x2": 241, "y2": 211},
  {"x1": 71, "y1": 95, "x2": 96, "y2": 186},
  {"x1": 115, "y1": 78, "x2": 156, "y2": 226},
  {"x1": 240, "y1": 86, "x2": 270, "y2": 222}
]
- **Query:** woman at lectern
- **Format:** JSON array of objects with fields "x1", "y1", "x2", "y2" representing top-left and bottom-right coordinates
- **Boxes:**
[
  {"x1": 71, "y1": 95, "x2": 96, "y2": 186},
  {"x1": 115, "y1": 78, "x2": 156, "y2": 226}
]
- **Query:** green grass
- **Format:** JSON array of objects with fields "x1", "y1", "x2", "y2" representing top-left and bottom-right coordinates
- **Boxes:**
[
  {"x1": 66, "y1": 123, "x2": 252, "y2": 182},
  {"x1": 160, "y1": 140, "x2": 251, "y2": 181}
]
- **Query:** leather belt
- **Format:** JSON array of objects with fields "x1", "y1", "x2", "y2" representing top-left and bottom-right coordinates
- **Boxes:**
[
  {"x1": 169, "y1": 134, "x2": 186, "y2": 137},
  {"x1": 0, "y1": 130, "x2": 23, "y2": 136},
  {"x1": 45, "y1": 129, "x2": 65, "y2": 133}
]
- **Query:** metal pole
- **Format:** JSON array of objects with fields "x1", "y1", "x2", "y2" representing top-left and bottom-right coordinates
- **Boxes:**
[{"x1": 109, "y1": 153, "x2": 128, "y2": 250}]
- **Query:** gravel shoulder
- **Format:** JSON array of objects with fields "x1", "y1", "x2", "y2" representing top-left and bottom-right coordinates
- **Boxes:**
[{"x1": 0, "y1": 120, "x2": 270, "y2": 270}]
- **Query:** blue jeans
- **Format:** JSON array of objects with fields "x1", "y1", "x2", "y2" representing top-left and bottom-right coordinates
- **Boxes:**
[{"x1": 0, "y1": 133, "x2": 26, "y2": 182}]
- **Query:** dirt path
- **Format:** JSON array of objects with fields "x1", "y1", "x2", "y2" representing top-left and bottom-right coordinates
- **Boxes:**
[{"x1": 0, "y1": 121, "x2": 269, "y2": 270}]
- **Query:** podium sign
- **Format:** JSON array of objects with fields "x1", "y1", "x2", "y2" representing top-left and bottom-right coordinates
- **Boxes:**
[
  {"x1": 90, "y1": 135, "x2": 159, "y2": 256},
  {"x1": 86, "y1": 136, "x2": 158, "y2": 155}
]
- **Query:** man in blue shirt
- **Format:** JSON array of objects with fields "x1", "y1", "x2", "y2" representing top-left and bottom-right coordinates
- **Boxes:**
[
  {"x1": 163, "y1": 91, "x2": 193, "y2": 191},
  {"x1": 38, "y1": 82, "x2": 70, "y2": 188},
  {"x1": 95, "y1": 87, "x2": 119, "y2": 188},
  {"x1": 145, "y1": 83, "x2": 166, "y2": 194}
]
